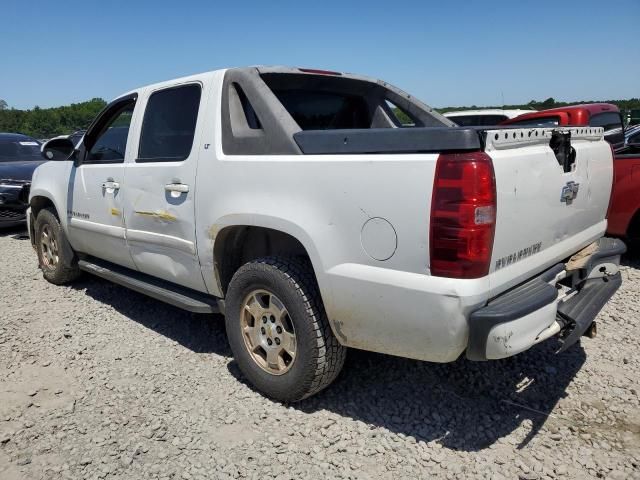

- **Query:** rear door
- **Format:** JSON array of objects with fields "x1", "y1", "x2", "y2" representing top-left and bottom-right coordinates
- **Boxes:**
[
  {"x1": 66, "y1": 95, "x2": 139, "y2": 269},
  {"x1": 122, "y1": 81, "x2": 208, "y2": 292}
]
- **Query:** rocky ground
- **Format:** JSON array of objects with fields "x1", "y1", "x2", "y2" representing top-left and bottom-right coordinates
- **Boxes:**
[{"x1": 0, "y1": 227, "x2": 638, "y2": 480}]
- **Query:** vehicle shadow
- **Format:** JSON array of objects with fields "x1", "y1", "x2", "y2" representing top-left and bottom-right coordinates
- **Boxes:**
[
  {"x1": 228, "y1": 339, "x2": 586, "y2": 453},
  {"x1": 70, "y1": 275, "x2": 230, "y2": 356},
  {"x1": 69, "y1": 274, "x2": 586, "y2": 453},
  {"x1": 621, "y1": 247, "x2": 640, "y2": 268},
  {"x1": 0, "y1": 225, "x2": 29, "y2": 239}
]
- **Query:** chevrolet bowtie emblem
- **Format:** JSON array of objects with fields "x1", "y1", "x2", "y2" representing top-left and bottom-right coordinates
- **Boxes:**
[{"x1": 560, "y1": 181, "x2": 580, "y2": 205}]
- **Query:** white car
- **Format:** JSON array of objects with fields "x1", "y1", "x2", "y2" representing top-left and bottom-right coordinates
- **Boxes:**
[
  {"x1": 444, "y1": 109, "x2": 537, "y2": 126},
  {"x1": 29, "y1": 67, "x2": 624, "y2": 401}
]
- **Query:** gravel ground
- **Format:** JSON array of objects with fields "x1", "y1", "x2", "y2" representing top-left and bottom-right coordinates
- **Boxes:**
[{"x1": 0, "y1": 227, "x2": 639, "y2": 480}]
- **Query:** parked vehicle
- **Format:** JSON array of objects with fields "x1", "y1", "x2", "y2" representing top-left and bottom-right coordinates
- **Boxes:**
[
  {"x1": 30, "y1": 67, "x2": 624, "y2": 401},
  {"x1": 504, "y1": 105, "x2": 639, "y2": 244},
  {"x1": 444, "y1": 109, "x2": 536, "y2": 126},
  {"x1": 0, "y1": 133, "x2": 43, "y2": 228},
  {"x1": 607, "y1": 129, "x2": 640, "y2": 245},
  {"x1": 501, "y1": 103, "x2": 625, "y2": 150}
]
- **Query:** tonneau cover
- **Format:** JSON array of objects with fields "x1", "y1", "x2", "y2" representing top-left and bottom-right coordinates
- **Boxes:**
[{"x1": 294, "y1": 127, "x2": 481, "y2": 154}]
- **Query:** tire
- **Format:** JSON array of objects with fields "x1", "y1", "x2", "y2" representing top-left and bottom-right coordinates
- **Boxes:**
[
  {"x1": 225, "y1": 256, "x2": 346, "y2": 402},
  {"x1": 35, "y1": 208, "x2": 81, "y2": 285}
]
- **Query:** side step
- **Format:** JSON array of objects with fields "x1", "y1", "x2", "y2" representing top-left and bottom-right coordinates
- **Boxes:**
[{"x1": 78, "y1": 259, "x2": 220, "y2": 314}]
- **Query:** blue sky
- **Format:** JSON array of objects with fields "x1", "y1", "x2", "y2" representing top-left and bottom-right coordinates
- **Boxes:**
[{"x1": 2, "y1": 0, "x2": 638, "y2": 109}]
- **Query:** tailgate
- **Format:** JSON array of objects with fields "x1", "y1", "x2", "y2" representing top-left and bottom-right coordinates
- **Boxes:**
[{"x1": 484, "y1": 127, "x2": 613, "y2": 296}]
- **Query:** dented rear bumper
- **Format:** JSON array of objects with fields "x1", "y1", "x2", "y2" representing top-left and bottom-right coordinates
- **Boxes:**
[{"x1": 467, "y1": 237, "x2": 626, "y2": 361}]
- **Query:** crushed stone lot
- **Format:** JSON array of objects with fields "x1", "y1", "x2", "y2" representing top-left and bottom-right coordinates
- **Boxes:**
[{"x1": 0, "y1": 228, "x2": 639, "y2": 480}]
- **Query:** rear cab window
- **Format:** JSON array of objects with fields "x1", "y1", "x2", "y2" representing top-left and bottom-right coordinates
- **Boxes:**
[
  {"x1": 590, "y1": 112, "x2": 624, "y2": 147},
  {"x1": 508, "y1": 116, "x2": 560, "y2": 128},
  {"x1": 449, "y1": 115, "x2": 508, "y2": 127}
]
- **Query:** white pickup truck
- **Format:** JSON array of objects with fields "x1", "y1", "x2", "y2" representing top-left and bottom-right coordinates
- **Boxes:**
[{"x1": 30, "y1": 67, "x2": 625, "y2": 402}]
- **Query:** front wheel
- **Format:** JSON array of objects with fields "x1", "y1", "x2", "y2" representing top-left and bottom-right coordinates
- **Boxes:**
[
  {"x1": 35, "y1": 208, "x2": 81, "y2": 285},
  {"x1": 225, "y1": 257, "x2": 346, "y2": 402}
]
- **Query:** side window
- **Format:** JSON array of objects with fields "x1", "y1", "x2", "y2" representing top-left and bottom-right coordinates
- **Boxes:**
[
  {"x1": 386, "y1": 100, "x2": 415, "y2": 127},
  {"x1": 85, "y1": 102, "x2": 135, "y2": 164},
  {"x1": 137, "y1": 84, "x2": 201, "y2": 162}
]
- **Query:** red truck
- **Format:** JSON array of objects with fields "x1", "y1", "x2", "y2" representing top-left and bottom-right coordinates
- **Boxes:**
[{"x1": 502, "y1": 104, "x2": 640, "y2": 245}]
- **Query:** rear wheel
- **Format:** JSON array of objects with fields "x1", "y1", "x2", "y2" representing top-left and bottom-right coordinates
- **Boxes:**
[
  {"x1": 225, "y1": 256, "x2": 346, "y2": 402},
  {"x1": 35, "y1": 208, "x2": 81, "y2": 285}
]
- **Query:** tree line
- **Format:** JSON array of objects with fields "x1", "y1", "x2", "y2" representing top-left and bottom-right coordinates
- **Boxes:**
[
  {"x1": 0, "y1": 98, "x2": 107, "y2": 139},
  {"x1": 1, "y1": 96, "x2": 639, "y2": 139},
  {"x1": 438, "y1": 97, "x2": 640, "y2": 117}
]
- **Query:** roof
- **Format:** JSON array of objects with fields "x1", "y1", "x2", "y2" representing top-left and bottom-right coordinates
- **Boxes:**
[
  {"x1": 503, "y1": 103, "x2": 620, "y2": 125},
  {"x1": 524, "y1": 103, "x2": 618, "y2": 116}
]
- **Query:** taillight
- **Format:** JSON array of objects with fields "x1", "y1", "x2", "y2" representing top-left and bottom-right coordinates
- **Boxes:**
[{"x1": 430, "y1": 152, "x2": 497, "y2": 278}]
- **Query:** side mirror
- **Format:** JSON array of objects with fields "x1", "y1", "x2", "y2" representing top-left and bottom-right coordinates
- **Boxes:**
[{"x1": 41, "y1": 137, "x2": 75, "y2": 161}]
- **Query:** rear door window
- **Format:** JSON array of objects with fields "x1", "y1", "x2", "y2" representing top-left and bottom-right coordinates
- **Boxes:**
[{"x1": 137, "y1": 84, "x2": 201, "y2": 162}]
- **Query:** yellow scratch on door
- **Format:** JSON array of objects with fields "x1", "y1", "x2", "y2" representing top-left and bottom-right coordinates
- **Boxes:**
[{"x1": 134, "y1": 210, "x2": 177, "y2": 221}]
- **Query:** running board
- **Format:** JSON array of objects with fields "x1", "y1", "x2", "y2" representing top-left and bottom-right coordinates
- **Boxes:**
[{"x1": 78, "y1": 259, "x2": 220, "y2": 314}]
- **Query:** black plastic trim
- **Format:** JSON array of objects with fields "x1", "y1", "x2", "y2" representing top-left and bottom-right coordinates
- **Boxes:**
[
  {"x1": 556, "y1": 273, "x2": 622, "y2": 352},
  {"x1": 466, "y1": 264, "x2": 563, "y2": 361},
  {"x1": 78, "y1": 258, "x2": 220, "y2": 314},
  {"x1": 578, "y1": 237, "x2": 627, "y2": 276},
  {"x1": 294, "y1": 127, "x2": 481, "y2": 155}
]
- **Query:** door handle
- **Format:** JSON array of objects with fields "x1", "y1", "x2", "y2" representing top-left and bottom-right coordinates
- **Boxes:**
[
  {"x1": 165, "y1": 183, "x2": 189, "y2": 193},
  {"x1": 102, "y1": 181, "x2": 120, "y2": 190}
]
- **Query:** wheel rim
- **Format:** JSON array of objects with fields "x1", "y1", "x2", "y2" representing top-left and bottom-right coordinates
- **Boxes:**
[
  {"x1": 240, "y1": 289, "x2": 296, "y2": 375},
  {"x1": 40, "y1": 224, "x2": 59, "y2": 269}
]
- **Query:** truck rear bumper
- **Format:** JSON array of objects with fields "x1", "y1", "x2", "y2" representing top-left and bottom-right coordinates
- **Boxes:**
[{"x1": 467, "y1": 237, "x2": 626, "y2": 361}]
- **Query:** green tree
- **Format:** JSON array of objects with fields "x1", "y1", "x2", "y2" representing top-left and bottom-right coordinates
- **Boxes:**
[
  {"x1": 0, "y1": 99, "x2": 7, "y2": 111},
  {"x1": 0, "y1": 98, "x2": 106, "y2": 138}
]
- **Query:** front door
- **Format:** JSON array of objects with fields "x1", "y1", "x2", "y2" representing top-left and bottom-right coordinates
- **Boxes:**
[
  {"x1": 67, "y1": 95, "x2": 139, "y2": 269},
  {"x1": 122, "y1": 82, "x2": 207, "y2": 292}
]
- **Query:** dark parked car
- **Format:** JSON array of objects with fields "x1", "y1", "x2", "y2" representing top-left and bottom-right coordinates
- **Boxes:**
[{"x1": 0, "y1": 133, "x2": 44, "y2": 227}]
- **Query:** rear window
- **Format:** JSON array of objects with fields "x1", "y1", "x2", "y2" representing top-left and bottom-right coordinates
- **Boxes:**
[
  {"x1": 508, "y1": 116, "x2": 560, "y2": 128},
  {"x1": 0, "y1": 138, "x2": 41, "y2": 162},
  {"x1": 138, "y1": 84, "x2": 201, "y2": 162},
  {"x1": 449, "y1": 114, "x2": 508, "y2": 127},
  {"x1": 592, "y1": 112, "x2": 624, "y2": 148},
  {"x1": 589, "y1": 112, "x2": 622, "y2": 132},
  {"x1": 270, "y1": 90, "x2": 370, "y2": 130}
]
